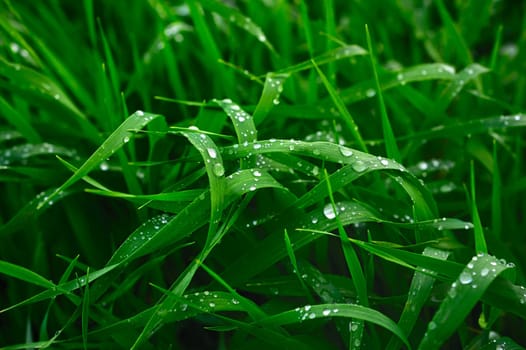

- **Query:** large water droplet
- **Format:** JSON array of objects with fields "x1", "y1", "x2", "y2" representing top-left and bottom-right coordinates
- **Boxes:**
[
  {"x1": 207, "y1": 148, "x2": 217, "y2": 159},
  {"x1": 352, "y1": 160, "x2": 367, "y2": 172},
  {"x1": 323, "y1": 204, "x2": 336, "y2": 220},
  {"x1": 213, "y1": 163, "x2": 225, "y2": 176},
  {"x1": 459, "y1": 271, "x2": 473, "y2": 284},
  {"x1": 480, "y1": 268, "x2": 489, "y2": 277},
  {"x1": 339, "y1": 146, "x2": 353, "y2": 157}
]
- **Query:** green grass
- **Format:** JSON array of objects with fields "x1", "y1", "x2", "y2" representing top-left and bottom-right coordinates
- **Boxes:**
[{"x1": 1, "y1": 1, "x2": 526, "y2": 349}]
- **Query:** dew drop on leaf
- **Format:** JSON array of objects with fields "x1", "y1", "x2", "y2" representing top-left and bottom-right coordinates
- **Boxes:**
[
  {"x1": 213, "y1": 163, "x2": 225, "y2": 176},
  {"x1": 339, "y1": 146, "x2": 353, "y2": 157},
  {"x1": 459, "y1": 271, "x2": 473, "y2": 284},
  {"x1": 323, "y1": 204, "x2": 336, "y2": 220}
]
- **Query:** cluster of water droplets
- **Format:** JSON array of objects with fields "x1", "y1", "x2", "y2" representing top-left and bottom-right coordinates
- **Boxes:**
[
  {"x1": 116, "y1": 214, "x2": 171, "y2": 261},
  {"x1": 0, "y1": 142, "x2": 78, "y2": 166},
  {"x1": 266, "y1": 76, "x2": 286, "y2": 105},
  {"x1": 295, "y1": 304, "x2": 340, "y2": 322}
]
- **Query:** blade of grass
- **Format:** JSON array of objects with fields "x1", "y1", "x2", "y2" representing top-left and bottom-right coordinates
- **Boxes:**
[
  {"x1": 470, "y1": 161, "x2": 487, "y2": 254},
  {"x1": 37, "y1": 110, "x2": 162, "y2": 208},
  {"x1": 417, "y1": 254, "x2": 512, "y2": 349},
  {"x1": 257, "y1": 303, "x2": 411, "y2": 349},
  {"x1": 365, "y1": 24, "x2": 401, "y2": 162},
  {"x1": 313, "y1": 60, "x2": 368, "y2": 152}
]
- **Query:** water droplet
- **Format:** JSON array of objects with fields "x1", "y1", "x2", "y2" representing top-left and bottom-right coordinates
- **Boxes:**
[
  {"x1": 123, "y1": 136, "x2": 130, "y2": 143},
  {"x1": 304, "y1": 305, "x2": 311, "y2": 311},
  {"x1": 209, "y1": 302, "x2": 215, "y2": 308},
  {"x1": 322, "y1": 309, "x2": 331, "y2": 316},
  {"x1": 100, "y1": 161, "x2": 109, "y2": 171},
  {"x1": 213, "y1": 163, "x2": 225, "y2": 176},
  {"x1": 232, "y1": 299, "x2": 240, "y2": 305},
  {"x1": 311, "y1": 216, "x2": 319, "y2": 224},
  {"x1": 352, "y1": 160, "x2": 367, "y2": 172},
  {"x1": 339, "y1": 146, "x2": 353, "y2": 157},
  {"x1": 459, "y1": 271, "x2": 473, "y2": 284},
  {"x1": 207, "y1": 148, "x2": 217, "y2": 159},
  {"x1": 308, "y1": 313, "x2": 316, "y2": 319},
  {"x1": 366, "y1": 88, "x2": 376, "y2": 97},
  {"x1": 323, "y1": 204, "x2": 336, "y2": 220},
  {"x1": 253, "y1": 170, "x2": 262, "y2": 177},
  {"x1": 428, "y1": 321, "x2": 437, "y2": 330},
  {"x1": 249, "y1": 185, "x2": 257, "y2": 191}
]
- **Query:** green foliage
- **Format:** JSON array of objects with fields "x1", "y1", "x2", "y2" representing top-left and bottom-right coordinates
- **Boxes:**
[{"x1": 1, "y1": 0, "x2": 525, "y2": 349}]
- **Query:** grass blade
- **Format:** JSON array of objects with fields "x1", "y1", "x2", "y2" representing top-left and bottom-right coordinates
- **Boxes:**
[
  {"x1": 365, "y1": 24, "x2": 401, "y2": 162},
  {"x1": 417, "y1": 254, "x2": 512, "y2": 349}
]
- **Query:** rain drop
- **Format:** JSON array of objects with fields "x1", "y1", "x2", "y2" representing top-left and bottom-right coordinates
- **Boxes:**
[
  {"x1": 339, "y1": 146, "x2": 353, "y2": 157},
  {"x1": 352, "y1": 160, "x2": 367, "y2": 172},
  {"x1": 207, "y1": 148, "x2": 217, "y2": 159},
  {"x1": 459, "y1": 271, "x2": 473, "y2": 285},
  {"x1": 322, "y1": 309, "x2": 331, "y2": 316},
  {"x1": 213, "y1": 163, "x2": 225, "y2": 176},
  {"x1": 323, "y1": 204, "x2": 336, "y2": 220}
]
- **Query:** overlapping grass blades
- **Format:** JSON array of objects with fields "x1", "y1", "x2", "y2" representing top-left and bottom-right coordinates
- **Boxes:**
[{"x1": 1, "y1": 1, "x2": 525, "y2": 349}]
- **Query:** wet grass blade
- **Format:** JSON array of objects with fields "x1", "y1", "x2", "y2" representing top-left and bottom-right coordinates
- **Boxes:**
[
  {"x1": 386, "y1": 247, "x2": 451, "y2": 350},
  {"x1": 417, "y1": 254, "x2": 512, "y2": 349},
  {"x1": 253, "y1": 73, "x2": 289, "y2": 126},
  {"x1": 0, "y1": 260, "x2": 55, "y2": 289},
  {"x1": 258, "y1": 303, "x2": 411, "y2": 349},
  {"x1": 38, "y1": 111, "x2": 162, "y2": 208}
]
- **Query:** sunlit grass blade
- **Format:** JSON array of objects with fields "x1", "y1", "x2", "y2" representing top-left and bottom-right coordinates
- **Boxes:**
[
  {"x1": 365, "y1": 24, "x2": 401, "y2": 162},
  {"x1": 313, "y1": 60, "x2": 368, "y2": 152},
  {"x1": 258, "y1": 303, "x2": 411, "y2": 349},
  {"x1": 417, "y1": 254, "x2": 512, "y2": 349},
  {"x1": 38, "y1": 110, "x2": 162, "y2": 208}
]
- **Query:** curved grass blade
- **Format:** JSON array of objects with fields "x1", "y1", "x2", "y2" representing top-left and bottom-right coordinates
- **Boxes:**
[
  {"x1": 253, "y1": 73, "x2": 289, "y2": 126},
  {"x1": 257, "y1": 303, "x2": 411, "y2": 349},
  {"x1": 418, "y1": 254, "x2": 513, "y2": 349},
  {"x1": 200, "y1": 0, "x2": 275, "y2": 53},
  {"x1": 179, "y1": 130, "x2": 225, "y2": 235},
  {"x1": 213, "y1": 98, "x2": 257, "y2": 161},
  {"x1": 436, "y1": 63, "x2": 490, "y2": 113},
  {"x1": 277, "y1": 45, "x2": 368, "y2": 75},
  {"x1": 37, "y1": 110, "x2": 162, "y2": 208},
  {"x1": 338, "y1": 63, "x2": 456, "y2": 105},
  {"x1": 0, "y1": 260, "x2": 55, "y2": 289},
  {"x1": 0, "y1": 142, "x2": 77, "y2": 166},
  {"x1": 470, "y1": 162, "x2": 487, "y2": 254}
]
